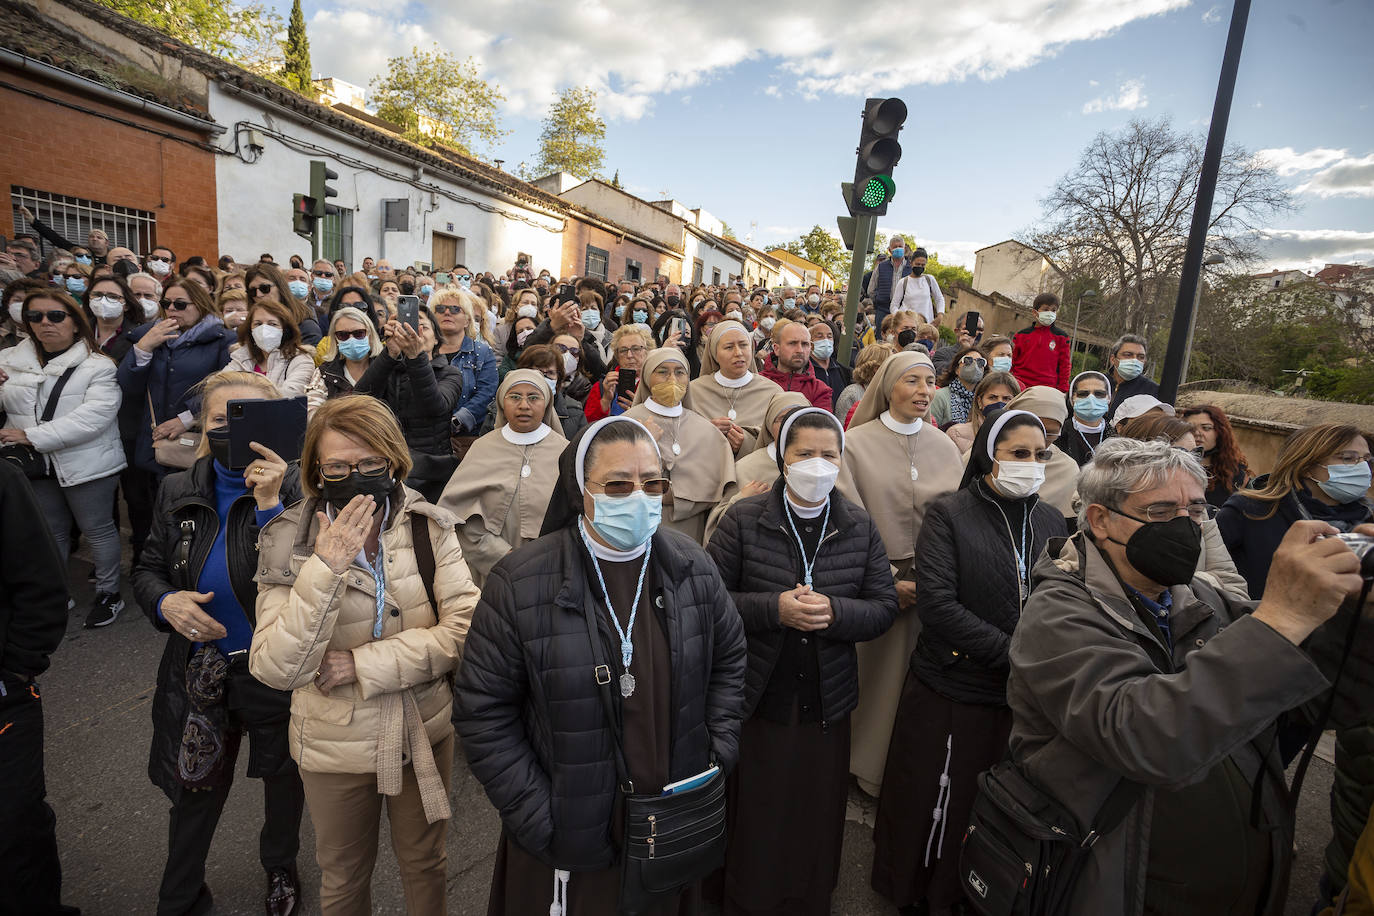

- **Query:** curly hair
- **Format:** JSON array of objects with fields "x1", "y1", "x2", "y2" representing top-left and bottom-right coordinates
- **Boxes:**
[{"x1": 1180, "y1": 405, "x2": 1250, "y2": 499}]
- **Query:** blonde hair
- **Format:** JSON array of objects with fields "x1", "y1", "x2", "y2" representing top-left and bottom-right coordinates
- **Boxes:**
[
  {"x1": 193, "y1": 371, "x2": 281, "y2": 458},
  {"x1": 610, "y1": 323, "x2": 652, "y2": 360},
  {"x1": 1237, "y1": 423, "x2": 1371, "y2": 520},
  {"x1": 300, "y1": 395, "x2": 413, "y2": 497},
  {"x1": 429, "y1": 287, "x2": 494, "y2": 346},
  {"x1": 322, "y1": 306, "x2": 383, "y2": 361},
  {"x1": 853, "y1": 342, "x2": 897, "y2": 386}
]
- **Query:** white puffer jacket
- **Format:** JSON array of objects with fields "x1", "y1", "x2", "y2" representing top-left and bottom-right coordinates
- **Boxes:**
[{"x1": 0, "y1": 339, "x2": 126, "y2": 486}]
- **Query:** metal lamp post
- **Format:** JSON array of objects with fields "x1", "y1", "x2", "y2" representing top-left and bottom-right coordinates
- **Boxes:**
[{"x1": 1179, "y1": 253, "x2": 1226, "y2": 386}]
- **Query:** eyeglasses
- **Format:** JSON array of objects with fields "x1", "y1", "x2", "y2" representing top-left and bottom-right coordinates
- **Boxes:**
[
  {"x1": 996, "y1": 447, "x2": 1054, "y2": 462},
  {"x1": 312, "y1": 270, "x2": 335, "y2": 278},
  {"x1": 616, "y1": 345, "x2": 647, "y2": 357},
  {"x1": 1110, "y1": 502, "x2": 1217, "y2": 525},
  {"x1": 587, "y1": 477, "x2": 671, "y2": 498},
  {"x1": 146, "y1": 254, "x2": 172, "y2": 263},
  {"x1": 319, "y1": 456, "x2": 391, "y2": 481},
  {"x1": 334, "y1": 329, "x2": 369, "y2": 341},
  {"x1": 432, "y1": 305, "x2": 464, "y2": 315},
  {"x1": 1332, "y1": 450, "x2": 1374, "y2": 466},
  {"x1": 960, "y1": 355, "x2": 988, "y2": 368},
  {"x1": 163, "y1": 299, "x2": 193, "y2": 311},
  {"x1": 25, "y1": 309, "x2": 69, "y2": 324},
  {"x1": 249, "y1": 283, "x2": 275, "y2": 297},
  {"x1": 554, "y1": 343, "x2": 581, "y2": 357},
  {"x1": 503, "y1": 391, "x2": 546, "y2": 405}
]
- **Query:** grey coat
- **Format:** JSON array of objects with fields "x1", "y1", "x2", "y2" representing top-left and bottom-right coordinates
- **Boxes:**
[{"x1": 1006, "y1": 533, "x2": 1328, "y2": 916}]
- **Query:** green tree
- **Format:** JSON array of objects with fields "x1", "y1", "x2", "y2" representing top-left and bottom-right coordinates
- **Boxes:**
[
  {"x1": 93, "y1": 0, "x2": 283, "y2": 76},
  {"x1": 721, "y1": 221, "x2": 736, "y2": 240},
  {"x1": 779, "y1": 226, "x2": 849, "y2": 284},
  {"x1": 370, "y1": 45, "x2": 507, "y2": 156},
  {"x1": 534, "y1": 87, "x2": 606, "y2": 179},
  {"x1": 281, "y1": 0, "x2": 311, "y2": 93},
  {"x1": 924, "y1": 252, "x2": 972, "y2": 289},
  {"x1": 611, "y1": 170, "x2": 623, "y2": 189}
]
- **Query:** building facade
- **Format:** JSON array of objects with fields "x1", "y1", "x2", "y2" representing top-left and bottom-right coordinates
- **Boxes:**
[{"x1": 972, "y1": 239, "x2": 1065, "y2": 306}]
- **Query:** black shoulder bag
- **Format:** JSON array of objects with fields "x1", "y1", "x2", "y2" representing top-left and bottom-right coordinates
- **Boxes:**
[
  {"x1": 0, "y1": 365, "x2": 79, "y2": 479},
  {"x1": 578, "y1": 592, "x2": 727, "y2": 915},
  {"x1": 959, "y1": 759, "x2": 1140, "y2": 916}
]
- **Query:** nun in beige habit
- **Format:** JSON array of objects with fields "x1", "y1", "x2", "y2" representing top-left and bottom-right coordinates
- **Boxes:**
[
  {"x1": 626, "y1": 347, "x2": 738, "y2": 544},
  {"x1": 438, "y1": 369, "x2": 567, "y2": 586},
  {"x1": 835, "y1": 350, "x2": 962, "y2": 796},
  {"x1": 702, "y1": 390, "x2": 811, "y2": 544},
  {"x1": 687, "y1": 320, "x2": 783, "y2": 458}
]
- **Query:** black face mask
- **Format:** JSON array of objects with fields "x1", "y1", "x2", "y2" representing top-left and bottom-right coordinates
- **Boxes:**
[
  {"x1": 206, "y1": 426, "x2": 231, "y2": 466},
  {"x1": 910, "y1": 265, "x2": 925, "y2": 277},
  {"x1": 665, "y1": 295, "x2": 681, "y2": 308},
  {"x1": 399, "y1": 280, "x2": 416, "y2": 295},
  {"x1": 1107, "y1": 510, "x2": 1202, "y2": 587},
  {"x1": 320, "y1": 472, "x2": 395, "y2": 515}
]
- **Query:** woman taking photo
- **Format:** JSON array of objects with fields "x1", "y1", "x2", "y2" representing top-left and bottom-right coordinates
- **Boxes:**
[
  {"x1": 586, "y1": 324, "x2": 652, "y2": 422},
  {"x1": 438, "y1": 369, "x2": 566, "y2": 586},
  {"x1": 928, "y1": 347, "x2": 985, "y2": 428},
  {"x1": 1059, "y1": 370, "x2": 1113, "y2": 466},
  {"x1": 133, "y1": 371, "x2": 305, "y2": 916},
  {"x1": 1218, "y1": 422, "x2": 1371, "y2": 599},
  {"x1": 431, "y1": 288, "x2": 498, "y2": 437},
  {"x1": 454, "y1": 415, "x2": 747, "y2": 916},
  {"x1": 871, "y1": 410, "x2": 1066, "y2": 914},
  {"x1": 250, "y1": 394, "x2": 480, "y2": 915},
  {"x1": 688, "y1": 320, "x2": 783, "y2": 458},
  {"x1": 0, "y1": 289, "x2": 127, "y2": 628},
  {"x1": 708, "y1": 408, "x2": 897, "y2": 916},
  {"x1": 626, "y1": 347, "x2": 738, "y2": 542},
  {"x1": 836, "y1": 350, "x2": 962, "y2": 796},
  {"x1": 244, "y1": 262, "x2": 322, "y2": 346},
  {"x1": 943, "y1": 370, "x2": 1020, "y2": 454},
  {"x1": 351, "y1": 307, "x2": 462, "y2": 502},
  {"x1": 117, "y1": 279, "x2": 235, "y2": 476},
  {"x1": 227, "y1": 298, "x2": 316, "y2": 399},
  {"x1": 1181, "y1": 404, "x2": 1251, "y2": 506}
]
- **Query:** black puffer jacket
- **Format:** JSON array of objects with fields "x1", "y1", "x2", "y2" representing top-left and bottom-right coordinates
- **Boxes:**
[
  {"x1": 911, "y1": 479, "x2": 1068, "y2": 705},
  {"x1": 133, "y1": 457, "x2": 302, "y2": 800},
  {"x1": 315, "y1": 357, "x2": 358, "y2": 400},
  {"x1": 352, "y1": 350, "x2": 462, "y2": 456},
  {"x1": 453, "y1": 524, "x2": 747, "y2": 871},
  {"x1": 706, "y1": 478, "x2": 897, "y2": 721}
]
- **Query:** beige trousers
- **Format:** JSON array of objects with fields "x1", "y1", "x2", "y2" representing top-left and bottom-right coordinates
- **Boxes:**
[{"x1": 300, "y1": 730, "x2": 454, "y2": 915}]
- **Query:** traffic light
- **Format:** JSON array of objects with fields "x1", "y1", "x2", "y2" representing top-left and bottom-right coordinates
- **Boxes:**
[
  {"x1": 309, "y1": 160, "x2": 338, "y2": 219},
  {"x1": 837, "y1": 182, "x2": 857, "y2": 250},
  {"x1": 292, "y1": 193, "x2": 316, "y2": 238},
  {"x1": 852, "y1": 97, "x2": 906, "y2": 215}
]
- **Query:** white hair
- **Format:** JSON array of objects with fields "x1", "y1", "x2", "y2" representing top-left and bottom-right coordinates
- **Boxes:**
[{"x1": 1077, "y1": 438, "x2": 1206, "y2": 529}]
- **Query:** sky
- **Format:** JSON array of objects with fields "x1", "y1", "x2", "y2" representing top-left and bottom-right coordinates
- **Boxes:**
[{"x1": 281, "y1": 0, "x2": 1373, "y2": 273}]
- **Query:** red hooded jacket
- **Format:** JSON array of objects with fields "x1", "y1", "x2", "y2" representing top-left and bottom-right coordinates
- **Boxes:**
[
  {"x1": 761, "y1": 358, "x2": 833, "y2": 412},
  {"x1": 1012, "y1": 322, "x2": 1071, "y2": 392}
]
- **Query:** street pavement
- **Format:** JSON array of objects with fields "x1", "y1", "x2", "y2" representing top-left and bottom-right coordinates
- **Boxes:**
[{"x1": 46, "y1": 541, "x2": 1339, "y2": 915}]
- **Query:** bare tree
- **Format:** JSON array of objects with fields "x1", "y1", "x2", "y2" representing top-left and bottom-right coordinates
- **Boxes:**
[{"x1": 1024, "y1": 118, "x2": 1293, "y2": 336}]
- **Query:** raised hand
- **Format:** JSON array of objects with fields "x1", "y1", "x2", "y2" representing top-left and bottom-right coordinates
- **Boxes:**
[{"x1": 313, "y1": 494, "x2": 375, "y2": 575}]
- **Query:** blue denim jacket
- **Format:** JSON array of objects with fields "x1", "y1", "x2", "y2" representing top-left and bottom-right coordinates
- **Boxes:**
[{"x1": 444, "y1": 335, "x2": 498, "y2": 433}]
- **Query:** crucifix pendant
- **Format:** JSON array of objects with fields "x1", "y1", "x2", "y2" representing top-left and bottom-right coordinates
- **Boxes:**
[{"x1": 619, "y1": 672, "x2": 636, "y2": 698}]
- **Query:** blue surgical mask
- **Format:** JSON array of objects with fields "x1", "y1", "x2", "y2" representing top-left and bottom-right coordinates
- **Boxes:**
[
  {"x1": 459, "y1": 277, "x2": 472, "y2": 289},
  {"x1": 313, "y1": 276, "x2": 334, "y2": 294},
  {"x1": 287, "y1": 280, "x2": 309, "y2": 299},
  {"x1": 991, "y1": 356, "x2": 1012, "y2": 373},
  {"x1": 892, "y1": 247, "x2": 904, "y2": 259},
  {"x1": 1317, "y1": 462, "x2": 1372, "y2": 504},
  {"x1": 75, "y1": 255, "x2": 92, "y2": 266},
  {"x1": 337, "y1": 337, "x2": 371, "y2": 361},
  {"x1": 419, "y1": 285, "x2": 434, "y2": 297},
  {"x1": 65, "y1": 277, "x2": 87, "y2": 294},
  {"x1": 1073, "y1": 395, "x2": 1110, "y2": 421},
  {"x1": 1116, "y1": 358, "x2": 1144, "y2": 380},
  {"x1": 782, "y1": 298, "x2": 795, "y2": 309},
  {"x1": 813, "y1": 339, "x2": 834, "y2": 360},
  {"x1": 589, "y1": 491, "x2": 662, "y2": 550},
  {"x1": 633, "y1": 309, "x2": 649, "y2": 324},
  {"x1": 582, "y1": 309, "x2": 601, "y2": 330}
]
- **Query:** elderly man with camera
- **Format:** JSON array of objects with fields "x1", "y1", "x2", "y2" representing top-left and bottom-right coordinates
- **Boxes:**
[{"x1": 998, "y1": 437, "x2": 1371, "y2": 916}]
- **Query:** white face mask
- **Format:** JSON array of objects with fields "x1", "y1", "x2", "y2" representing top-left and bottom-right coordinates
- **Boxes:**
[
  {"x1": 8, "y1": 301, "x2": 24, "y2": 324},
  {"x1": 138, "y1": 297, "x2": 160, "y2": 319},
  {"x1": 146, "y1": 259, "x2": 171, "y2": 276},
  {"x1": 786, "y1": 457, "x2": 840, "y2": 503},
  {"x1": 90, "y1": 295, "x2": 126, "y2": 320},
  {"x1": 725, "y1": 310, "x2": 743, "y2": 322},
  {"x1": 994, "y1": 460, "x2": 1046, "y2": 499},
  {"x1": 517, "y1": 304, "x2": 538, "y2": 320},
  {"x1": 251, "y1": 324, "x2": 283, "y2": 352},
  {"x1": 562, "y1": 351, "x2": 578, "y2": 376}
]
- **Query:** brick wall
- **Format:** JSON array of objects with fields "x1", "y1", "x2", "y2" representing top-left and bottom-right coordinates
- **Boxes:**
[
  {"x1": 561, "y1": 215, "x2": 682, "y2": 283},
  {"x1": 0, "y1": 69, "x2": 218, "y2": 259}
]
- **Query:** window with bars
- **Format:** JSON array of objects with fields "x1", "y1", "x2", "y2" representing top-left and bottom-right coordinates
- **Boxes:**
[
  {"x1": 692, "y1": 259, "x2": 704, "y2": 285},
  {"x1": 711, "y1": 267, "x2": 721, "y2": 285},
  {"x1": 10, "y1": 186, "x2": 156, "y2": 259},
  {"x1": 585, "y1": 244, "x2": 609, "y2": 281},
  {"x1": 624, "y1": 258, "x2": 642, "y2": 281}
]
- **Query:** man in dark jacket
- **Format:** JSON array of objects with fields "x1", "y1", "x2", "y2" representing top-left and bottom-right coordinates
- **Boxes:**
[
  {"x1": 1011, "y1": 292, "x2": 1071, "y2": 392},
  {"x1": 0, "y1": 461, "x2": 80, "y2": 915},
  {"x1": 864, "y1": 236, "x2": 911, "y2": 333},
  {"x1": 1105, "y1": 333, "x2": 1159, "y2": 416},
  {"x1": 808, "y1": 320, "x2": 852, "y2": 412},
  {"x1": 1007, "y1": 437, "x2": 1367, "y2": 916},
  {"x1": 761, "y1": 321, "x2": 832, "y2": 411}
]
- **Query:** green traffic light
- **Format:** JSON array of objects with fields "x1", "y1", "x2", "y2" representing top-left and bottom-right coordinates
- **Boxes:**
[{"x1": 860, "y1": 175, "x2": 895, "y2": 208}]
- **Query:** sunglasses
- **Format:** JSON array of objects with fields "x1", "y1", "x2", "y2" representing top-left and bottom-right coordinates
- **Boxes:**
[
  {"x1": 312, "y1": 270, "x2": 334, "y2": 278},
  {"x1": 960, "y1": 356, "x2": 988, "y2": 368},
  {"x1": 432, "y1": 304, "x2": 464, "y2": 315},
  {"x1": 998, "y1": 447, "x2": 1054, "y2": 462},
  {"x1": 163, "y1": 299, "x2": 193, "y2": 311},
  {"x1": 249, "y1": 283, "x2": 275, "y2": 296},
  {"x1": 588, "y1": 477, "x2": 671, "y2": 498},
  {"x1": 554, "y1": 343, "x2": 581, "y2": 357},
  {"x1": 334, "y1": 329, "x2": 369, "y2": 341},
  {"x1": 25, "y1": 309, "x2": 70, "y2": 324},
  {"x1": 146, "y1": 254, "x2": 172, "y2": 263}
]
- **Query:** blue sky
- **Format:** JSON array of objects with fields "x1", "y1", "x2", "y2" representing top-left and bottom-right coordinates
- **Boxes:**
[{"x1": 288, "y1": 0, "x2": 1373, "y2": 272}]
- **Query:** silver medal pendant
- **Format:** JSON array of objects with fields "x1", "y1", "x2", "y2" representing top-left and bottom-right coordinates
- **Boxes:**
[
  {"x1": 520, "y1": 464, "x2": 531, "y2": 478},
  {"x1": 672, "y1": 442, "x2": 682, "y2": 455},
  {"x1": 620, "y1": 672, "x2": 636, "y2": 698},
  {"x1": 727, "y1": 409, "x2": 737, "y2": 421},
  {"x1": 910, "y1": 466, "x2": 919, "y2": 481}
]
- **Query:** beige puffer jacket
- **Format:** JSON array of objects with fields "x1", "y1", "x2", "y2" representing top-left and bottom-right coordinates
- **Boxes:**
[{"x1": 250, "y1": 487, "x2": 479, "y2": 808}]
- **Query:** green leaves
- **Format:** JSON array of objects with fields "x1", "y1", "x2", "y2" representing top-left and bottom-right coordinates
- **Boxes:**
[
  {"x1": 281, "y1": 0, "x2": 310, "y2": 94},
  {"x1": 94, "y1": 0, "x2": 284, "y2": 77},
  {"x1": 534, "y1": 87, "x2": 607, "y2": 180},
  {"x1": 369, "y1": 45, "x2": 508, "y2": 157}
]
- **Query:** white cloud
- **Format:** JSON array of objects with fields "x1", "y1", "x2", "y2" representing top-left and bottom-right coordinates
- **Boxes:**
[
  {"x1": 1253, "y1": 146, "x2": 1347, "y2": 176},
  {"x1": 1294, "y1": 153, "x2": 1374, "y2": 198},
  {"x1": 1082, "y1": 78, "x2": 1148, "y2": 114},
  {"x1": 763, "y1": 85, "x2": 781, "y2": 98},
  {"x1": 1256, "y1": 228, "x2": 1374, "y2": 271},
  {"x1": 303, "y1": 0, "x2": 1189, "y2": 124},
  {"x1": 1201, "y1": 4, "x2": 1222, "y2": 24}
]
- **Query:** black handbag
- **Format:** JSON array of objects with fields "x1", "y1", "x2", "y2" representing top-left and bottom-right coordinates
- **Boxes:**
[
  {"x1": 578, "y1": 591, "x2": 727, "y2": 915},
  {"x1": 959, "y1": 760, "x2": 1139, "y2": 916},
  {"x1": 0, "y1": 365, "x2": 79, "y2": 479}
]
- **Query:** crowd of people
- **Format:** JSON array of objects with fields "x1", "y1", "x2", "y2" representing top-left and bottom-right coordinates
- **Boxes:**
[{"x1": 1, "y1": 225, "x2": 1372, "y2": 916}]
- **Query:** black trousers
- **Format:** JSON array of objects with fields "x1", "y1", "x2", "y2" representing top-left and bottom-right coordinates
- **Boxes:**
[
  {"x1": 116, "y1": 440, "x2": 155, "y2": 559},
  {"x1": 0, "y1": 681, "x2": 78, "y2": 916}
]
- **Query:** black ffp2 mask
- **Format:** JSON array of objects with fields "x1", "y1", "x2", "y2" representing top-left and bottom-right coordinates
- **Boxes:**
[
  {"x1": 320, "y1": 472, "x2": 394, "y2": 515},
  {"x1": 206, "y1": 426, "x2": 231, "y2": 466},
  {"x1": 1110, "y1": 513, "x2": 1202, "y2": 587}
]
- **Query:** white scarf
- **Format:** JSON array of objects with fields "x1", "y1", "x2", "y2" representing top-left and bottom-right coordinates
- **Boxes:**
[
  {"x1": 643, "y1": 398, "x2": 683, "y2": 418},
  {"x1": 501, "y1": 423, "x2": 552, "y2": 445},
  {"x1": 713, "y1": 370, "x2": 754, "y2": 389},
  {"x1": 880, "y1": 410, "x2": 923, "y2": 435}
]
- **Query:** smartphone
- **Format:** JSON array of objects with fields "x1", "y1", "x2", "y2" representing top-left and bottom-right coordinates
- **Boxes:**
[
  {"x1": 671, "y1": 316, "x2": 690, "y2": 339},
  {"x1": 395, "y1": 294, "x2": 421, "y2": 330},
  {"x1": 617, "y1": 368, "x2": 637, "y2": 399},
  {"x1": 226, "y1": 397, "x2": 308, "y2": 470},
  {"x1": 964, "y1": 310, "x2": 981, "y2": 337}
]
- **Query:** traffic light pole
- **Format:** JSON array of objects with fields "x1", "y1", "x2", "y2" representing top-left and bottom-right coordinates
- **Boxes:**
[{"x1": 837, "y1": 212, "x2": 875, "y2": 365}]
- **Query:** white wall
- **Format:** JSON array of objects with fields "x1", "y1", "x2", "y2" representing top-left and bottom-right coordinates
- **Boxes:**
[
  {"x1": 209, "y1": 86, "x2": 564, "y2": 274},
  {"x1": 695, "y1": 235, "x2": 743, "y2": 285},
  {"x1": 972, "y1": 241, "x2": 1063, "y2": 306}
]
